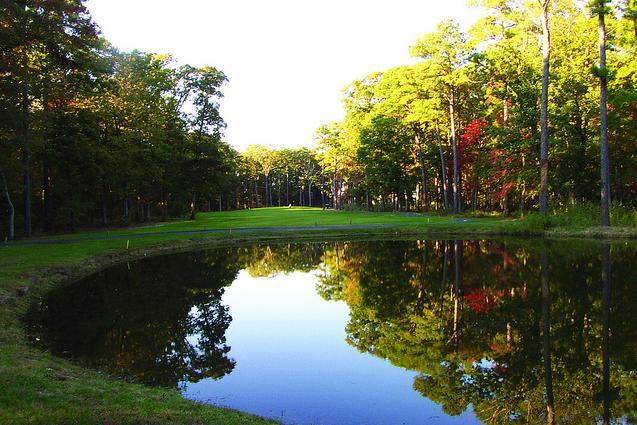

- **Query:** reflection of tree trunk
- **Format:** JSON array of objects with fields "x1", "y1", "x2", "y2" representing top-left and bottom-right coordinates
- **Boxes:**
[
  {"x1": 507, "y1": 322, "x2": 513, "y2": 349},
  {"x1": 416, "y1": 241, "x2": 428, "y2": 316},
  {"x1": 541, "y1": 250, "x2": 555, "y2": 425},
  {"x1": 453, "y1": 240, "x2": 462, "y2": 347},
  {"x1": 601, "y1": 243, "x2": 611, "y2": 424},
  {"x1": 439, "y1": 240, "x2": 448, "y2": 317}
]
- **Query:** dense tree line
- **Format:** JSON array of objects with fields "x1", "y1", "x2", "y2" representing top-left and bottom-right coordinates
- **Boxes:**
[
  {"x1": 3, "y1": 0, "x2": 637, "y2": 239},
  {"x1": 234, "y1": 0, "x2": 637, "y2": 220},
  {"x1": 0, "y1": 1, "x2": 236, "y2": 239},
  {"x1": 307, "y1": 0, "x2": 636, "y2": 217}
]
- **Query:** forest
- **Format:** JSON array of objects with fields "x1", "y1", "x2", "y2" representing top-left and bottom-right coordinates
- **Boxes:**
[{"x1": 1, "y1": 0, "x2": 636, "y2": 240}]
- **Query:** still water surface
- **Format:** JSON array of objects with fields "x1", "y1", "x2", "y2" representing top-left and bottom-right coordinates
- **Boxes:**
[{"x1": 27, "y1": 240, "x2": 637, "y2": 424}]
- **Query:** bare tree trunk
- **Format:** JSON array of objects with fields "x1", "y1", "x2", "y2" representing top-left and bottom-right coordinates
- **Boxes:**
[
  {"x1": 539, "y1": 0, "x2": 551, "y2": 214},
  {"x1": 1, "y1": 170, "x2": 15, "y2": 240},
  {"x1": 598, "y1": 0, "x2": 611, "y2": 227},
  {"x1": 189, "y1": 191, "x2": 197, "y2": 220},
  {"x1": 286, "y1": 168, "x2": 289, "y2": 205},
  {"x1": 333, "y1": 156, "x2": 338, "y2": 209},
  {"x1": 22, "y1": 147, "x2": 32, "y2": 237},
  {"x1": 254, "y1": 179, "x2": 259, "y2": 208},
  {"x1": 123, "y1": 195, "x2": 129, "y2": 225},
  {"x1": 43, "y1": 162, "x2": 52, "y2": 231},
  {"x1": 436, "y1": 123, "x2": 450, "y2": 213},
  {"x1": 321, "y1": 163, "x2": 326, "y2": 209},
  {"x1": 415, "y1": 132, "x2": 428, "y2": 212},
  {"x1": 101, "y1": 195, "x2": 108, "y2": 226},
  {"x1": 439, "y1": 143, "x2": 449, "y2": 212},
  {"x1": 449, "y1": 91, "x2": 460, "y2": 213},
  {"x1": 520, "y1": 154, "x2": 526, "y2": 214}
]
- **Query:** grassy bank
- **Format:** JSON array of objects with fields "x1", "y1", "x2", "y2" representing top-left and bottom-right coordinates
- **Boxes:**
[{"x1": 0, "y1": 207, "x2": 635, "y2": 424}]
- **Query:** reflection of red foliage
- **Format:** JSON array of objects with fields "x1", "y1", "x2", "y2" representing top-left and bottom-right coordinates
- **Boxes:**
[{"x1": 462, "y1": 288, "x2": 505, "y2": 314}]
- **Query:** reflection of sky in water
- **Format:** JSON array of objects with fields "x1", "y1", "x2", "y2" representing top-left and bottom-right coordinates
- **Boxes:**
[{"x1": 182, "y1": 269, "x2": 480, "y2": 425}]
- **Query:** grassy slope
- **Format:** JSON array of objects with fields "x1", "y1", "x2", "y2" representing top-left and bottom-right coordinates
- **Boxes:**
[{"x1": 0, "y1": 207, "x2": 630, "y2": 424}]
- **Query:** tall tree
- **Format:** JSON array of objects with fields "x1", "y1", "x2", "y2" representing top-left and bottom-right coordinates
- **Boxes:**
[
  {"x1": 596, "y1": 0, "x2": 611, "y2": 226},
  {"x1": 1, "y1": 0, "x2": 100, "y2": 236},
  {"x1": 538, "y1": 0, "x2": 552, "y2": 214},
  {"x1": 411, "y1": 20, "x2": 472, "y2": 213}
]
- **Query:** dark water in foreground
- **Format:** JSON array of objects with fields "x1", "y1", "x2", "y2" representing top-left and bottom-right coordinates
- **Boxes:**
[{"x1": 27, "y1": 240, "x2": 637, "y2": 424}]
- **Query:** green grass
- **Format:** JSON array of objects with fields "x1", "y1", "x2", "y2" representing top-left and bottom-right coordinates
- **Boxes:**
[
  {"x1": 30, "y1": 206, "x2": 500, "y2": 241},
  {"x1": 0, "y1": 206, "x2": 635, "y2": 424}
]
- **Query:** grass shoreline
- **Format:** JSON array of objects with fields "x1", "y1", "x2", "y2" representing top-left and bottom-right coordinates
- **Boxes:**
[{"x1": 2, "y1": 207, "x2": 636, "y2": 424}]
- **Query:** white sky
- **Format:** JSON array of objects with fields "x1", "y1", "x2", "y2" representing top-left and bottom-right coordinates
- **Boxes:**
[{"x1": 85, "y1": 0, "x2": 478, "y2": 151}]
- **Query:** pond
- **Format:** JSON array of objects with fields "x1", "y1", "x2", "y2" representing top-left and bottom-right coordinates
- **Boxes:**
[{"x1": 26, "y1": 239, "x2": 637, "y2": 424}]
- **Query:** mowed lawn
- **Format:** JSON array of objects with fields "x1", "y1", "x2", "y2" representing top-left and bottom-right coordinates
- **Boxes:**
[{"x1": 33, "y1": 206, "x2": 488, "y2": 239}]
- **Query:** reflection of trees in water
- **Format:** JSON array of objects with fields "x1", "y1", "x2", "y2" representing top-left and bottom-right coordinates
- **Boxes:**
[
  {"x1": 317, "y1": 240, "x2": 637, "y2": 424},
  {"x1": 28, "y1": 250, "x2": 242, "y2": 388},
  {"x1": 28, "y1": 240, "x2": 637, "y2": 422}
]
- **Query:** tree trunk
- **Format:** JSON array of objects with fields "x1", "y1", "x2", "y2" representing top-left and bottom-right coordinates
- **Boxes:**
[
  {"x1": 439, "y1": 142, "x2": 449, "y2": 212},
  {"x1": 101, "y1": 195, "x2": 108, "y2": 226},
  {"x1": 1, "y1": 170, "x2": 15, "y2": 240},
  {"x1": 449, "y1": 92, "x2": 460, "y2": 213},
  {"x1": 190, "y1": 191, "x2": 197, "y2": 220},
  {"x1": 286, "y1": 168, "x2": 289, "y2": 205},
  {"x1": 539, "y1": 0, "x2": 551, "y2": 214},
  {"x1": 254, "y1": 177, "x2": 259, "y2": 208},
  {"x1": 321, "y1": 164, "x2": 326, "y2": 209},
  {"x1": 43, "y1": 162, "x2": 53, "y2": 231},
  {"x1": 415, "y1": 132, "x2": 428, "y2": 212},
  {"x1": 333, "y1": 157, "x2": 338, "y2": 209},
  {"x1": 123, "y1": 196, "x2": 129, "y2": 225},
  {"x1": 520, "y1": 154, "x2": 526, "y2": 215},
  {"x1": 598, "y1": 0, "x2": 611, "y2": 226},
  {"x1": 22, "y1": 147, "x2": 32, "y2": 237}
]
